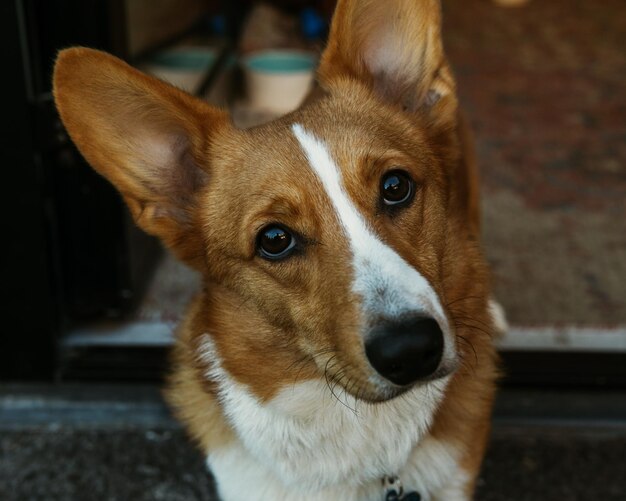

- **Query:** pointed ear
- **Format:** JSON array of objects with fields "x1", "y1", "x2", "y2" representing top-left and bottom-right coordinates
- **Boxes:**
[
  {"x1": 53, "y1": 48, "x2": 230, "y2": 269},
  {"x1": 319, "y1": 0, "x2": 456, "y2": 126}
]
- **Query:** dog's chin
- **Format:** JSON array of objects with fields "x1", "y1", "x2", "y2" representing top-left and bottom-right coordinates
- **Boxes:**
[{"x1": 352, "y1": 363, "x2": 458, "y2": 404}]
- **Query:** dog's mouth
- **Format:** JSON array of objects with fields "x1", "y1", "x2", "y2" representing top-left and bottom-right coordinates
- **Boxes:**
[{"x1": 322, "y1": 358, "x2": 458, "y2": 405}]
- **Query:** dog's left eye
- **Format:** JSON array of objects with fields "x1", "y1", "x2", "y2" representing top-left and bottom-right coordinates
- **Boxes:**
[
  {"x1": 380, "y1": 169, "x2": 415, "y2": 207},
  {"x1": 257, "y1": 225, "x2": 296, "y2": 260}
]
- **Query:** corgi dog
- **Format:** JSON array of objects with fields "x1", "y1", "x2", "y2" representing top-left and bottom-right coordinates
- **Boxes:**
[{"x1": 53, "y1": 0, "x2": 499, "y2": 499}]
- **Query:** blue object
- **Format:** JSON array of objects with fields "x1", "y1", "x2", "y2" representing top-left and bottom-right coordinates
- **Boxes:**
[
  {"x1": 210, "y1": 14, "x2": 227, "y2": 36},
  {"x1": 300, "y1": 7, "x2": 327, "y2": 40}
]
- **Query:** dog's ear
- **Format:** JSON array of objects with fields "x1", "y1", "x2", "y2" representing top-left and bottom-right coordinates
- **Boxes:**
[
  {"x1": 319, "y1": 0, "x2": 456, "y2": 127},
  {"x1": 53, "y1": 48, "x2": 230, "y2": 269}
]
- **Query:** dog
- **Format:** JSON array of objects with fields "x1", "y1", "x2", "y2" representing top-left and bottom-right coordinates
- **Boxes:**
[{"x1": 53, "y1": 0, "x2": 499, "y2": 499}]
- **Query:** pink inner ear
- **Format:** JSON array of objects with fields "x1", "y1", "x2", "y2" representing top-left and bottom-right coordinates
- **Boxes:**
[
  {"x1": 134, "y1": 128, "x2": 208, "y2": 221},
  {"x1": 338, "y1": 0, "x2": 450, "y2": 112},
  {"x1": 359, "y1": 16, "x2": 438, "y2": 110},
  {"x1": 363, "y1": 29, "x2": 407, "y2": 80},
  {"x1": 364, "y1": 39, "x2": 425, "y2": 110}
]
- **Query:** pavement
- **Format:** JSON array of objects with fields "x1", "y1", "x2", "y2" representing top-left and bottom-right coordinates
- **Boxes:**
[
  {"x1": 1, "y1": 385, "x2": 625, "y2": 501},
  {"x1": 1, "y1": 427, "x2": 626, "y2": 501}
]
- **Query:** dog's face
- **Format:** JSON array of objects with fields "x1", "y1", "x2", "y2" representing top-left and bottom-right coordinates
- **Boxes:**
[
  {"x1": 201, "y1": 86, "x2": 459, "y2": 402},
  {"x1": 55, "y1": 0, "x2": 485, "y2": 403}
]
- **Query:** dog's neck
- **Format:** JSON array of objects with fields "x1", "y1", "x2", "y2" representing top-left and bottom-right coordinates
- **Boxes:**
[{"x1": 198, "y1": 333, "x2": 457, "y2": 496}]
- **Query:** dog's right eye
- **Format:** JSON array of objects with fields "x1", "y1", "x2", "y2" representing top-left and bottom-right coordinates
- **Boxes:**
[
  {"x1": 257, "y1": 225, "x2": 296, "y2": 260},
  {"x1": 380, "y1": 169, "x2": 414, "y2": 207}
]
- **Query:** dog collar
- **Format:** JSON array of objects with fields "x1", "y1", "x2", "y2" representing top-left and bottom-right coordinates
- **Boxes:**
[{"x1": 383, "y1": 475, "x2": 422, "y2": 501}]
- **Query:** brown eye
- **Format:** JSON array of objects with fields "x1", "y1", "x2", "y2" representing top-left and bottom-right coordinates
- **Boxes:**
[
  {"x1": 257, "y1": 225, "x2": 296, "y2": 260},
  {"x1": 381, "y1": 169, "x2": 414, "y2": 206}
]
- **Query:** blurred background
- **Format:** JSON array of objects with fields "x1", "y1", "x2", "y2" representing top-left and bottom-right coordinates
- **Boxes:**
[{"x1": 1, "y1": 0, "x2": 625, "y2": 500}]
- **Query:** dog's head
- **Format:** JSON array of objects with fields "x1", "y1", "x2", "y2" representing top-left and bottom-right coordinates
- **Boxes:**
[{"x1": 54, "y1": 0, "x2": 489, "y2": 403}]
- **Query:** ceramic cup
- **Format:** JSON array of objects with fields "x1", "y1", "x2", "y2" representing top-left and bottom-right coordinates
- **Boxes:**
[
  {"x1": 242, "y1": 50, "x2": 317, "y2": 114},
  {"x1": 141, "y1": 47, "x2": 217, "y2": 93}
]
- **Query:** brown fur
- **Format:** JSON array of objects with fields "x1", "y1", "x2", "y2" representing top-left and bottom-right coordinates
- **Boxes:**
[{"x1": 53, "y1": 0, "x2": 498, "y2": 497}]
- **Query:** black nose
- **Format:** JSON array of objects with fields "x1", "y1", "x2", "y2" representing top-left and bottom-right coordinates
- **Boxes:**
[{"x1": 365, "y1": 316, "x2": 444, "y2": 386}]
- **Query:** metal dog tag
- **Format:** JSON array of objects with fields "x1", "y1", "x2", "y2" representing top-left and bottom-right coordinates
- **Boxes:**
[{"x1": 383, "y1": 475, "x2": 421, "y2": 501}]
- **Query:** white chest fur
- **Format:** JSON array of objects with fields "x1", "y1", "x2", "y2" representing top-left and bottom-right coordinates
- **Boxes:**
[{"x1": 199, "y1": 336, "x2": 467, "y2": 501}]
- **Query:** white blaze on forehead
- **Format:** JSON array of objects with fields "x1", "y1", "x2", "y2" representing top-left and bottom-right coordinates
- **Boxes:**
[{"x1": 291, "y1": 123, "x2": 447, "y2": 330}]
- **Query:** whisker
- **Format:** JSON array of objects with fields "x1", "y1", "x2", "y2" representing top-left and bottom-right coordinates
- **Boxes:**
[
  {"x1": 456, "y1": 334, "x2": 478, "y2": 372},
  {"x1": 445, "y1": 295, "x2": 486, "y2": 308},
  {"x1": 454, "y1": 320, "x2": 493, "y2": 340},
  {"x1": 449, "y1": 312, "x2": 493, "y2": 331},
  {"x1": 323, "y1": 357, "x2": 361, "y2": 414}
]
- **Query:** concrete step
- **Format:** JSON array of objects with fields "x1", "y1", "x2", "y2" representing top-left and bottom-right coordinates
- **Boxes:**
[{"x1": 1, "y1": 384, "x2": 625, "y2": 500}]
